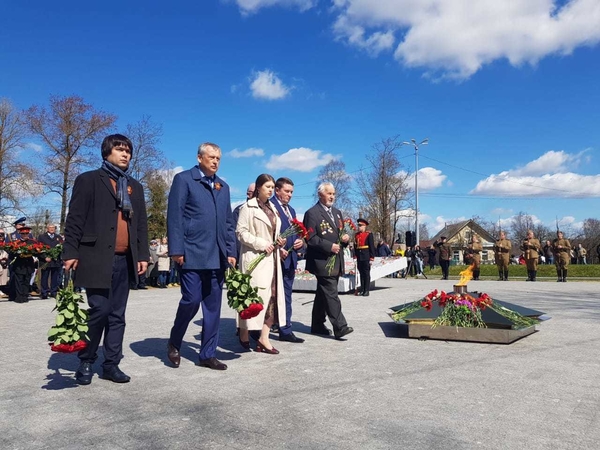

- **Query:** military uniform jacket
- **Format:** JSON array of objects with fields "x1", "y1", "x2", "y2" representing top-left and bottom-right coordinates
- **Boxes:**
[
  {"x1": 520, "y1": 238, "x2": 541, "y2": 259},
  {"x1": 494, "y1": 238, "x2": 512, "y2": 255},
  {"x1": 436, "y1": 242, "x2": 452, "y2": 260},
  {"x1": 63, "y1": 169, "x2": 149, "y2": 289},
  {"x1": 354, "y1": 231, "x2": 375, "y2": 262},
  {"x1": 552, "y1": 238, "x2": 571, "y2": 257}
]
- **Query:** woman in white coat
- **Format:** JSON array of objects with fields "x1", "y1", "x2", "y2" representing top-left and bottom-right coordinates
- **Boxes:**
[
  {"x1": 156, "y1": 237, "x2": 170, "y2": 288},
  {"x1": 237, "y1": 174, "x2": 286, "y2": 354}
]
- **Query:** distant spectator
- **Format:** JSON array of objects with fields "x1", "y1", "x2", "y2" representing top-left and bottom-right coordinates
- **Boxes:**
[
  {"x1": 156, "y1": 237, "x2": 170, "y2": 288},
  {"x1": 427, "y1": 245, "x2": 437, "y2": 270},
  {"x1": 577, "y1": 244, "x2": 587, "y2": 265},
  {"x1": 377, "y1": 239, "x2": 392, "y2": 257},
  {"x1": 543, "y1": 240, "x2": 554, "y2": 265}
]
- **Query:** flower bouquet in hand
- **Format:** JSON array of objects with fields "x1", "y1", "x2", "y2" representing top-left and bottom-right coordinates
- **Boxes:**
[
  {"x1": 246, "y1": 218, "x2": 311, "y2": 273},
  {"x1": 40, "y1": 243, "x2": 63, "y2": 270},
  {"x1": 47, "y1": 282, "x2": 89, "y2": 353},
  {"x1": 325, "y1": 218, "x2": 356, "y2": 275},
  {"x1": 1, "y1": 240, "x2": 50, "y2": 264},
  {"x1": 225, "y1": 268, "x2": 264, "y2": 319}
]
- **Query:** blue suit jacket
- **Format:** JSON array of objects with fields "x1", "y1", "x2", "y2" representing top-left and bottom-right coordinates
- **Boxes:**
[
  {"x1": 167, "y1": 166, "x2": 236, "y2": 270},
  {"x1": 271, "y1": 196, "x2": 300, "y2": 271}
]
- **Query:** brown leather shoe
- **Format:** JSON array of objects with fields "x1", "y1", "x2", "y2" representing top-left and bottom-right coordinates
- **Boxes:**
[
  {"x1": 167, "y1": 343, "x2": 180, "y2": 368},
  {"x1": 197, "y1": 357, "x2": 228, "y2": 370}
]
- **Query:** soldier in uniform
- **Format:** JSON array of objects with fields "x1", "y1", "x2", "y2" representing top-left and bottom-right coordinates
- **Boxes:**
[
  {"x1": 354, "y1": 218, "x2": 375, "y2": 296},
  {"x1": 5, "y1": 217, "x2": 32, "y2": 242},
  {"x1": 434, "y1": 236, "x2": 452, "y2": 280},
  {"x1": 493, "y1": 231, "x2": 512, "y2": 281},
  {"x1": 7, "y1": 226, "x2": 36, "y2": 303},
  {"x1": 520, "y1": 229, "x2": 541, "y2": 281},
  {"x1": 552, "y1": 230, "x2": 571, "y2": 282}
]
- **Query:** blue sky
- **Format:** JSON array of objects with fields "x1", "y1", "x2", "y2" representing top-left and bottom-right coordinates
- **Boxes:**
[{"x1": 2, "y1": 0, "x2": 599, "y2": 235}]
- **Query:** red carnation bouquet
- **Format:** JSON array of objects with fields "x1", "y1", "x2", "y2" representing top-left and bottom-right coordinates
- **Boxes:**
[
  {"x1": 1, "y1": 240, "x2": 50, "y2": 264},
  {"x1": 47, "y1": 282, "x2": 89, "y2": 353},
  {"x1": 325, "y1": 218, "x2": 357, "y2": 275}
]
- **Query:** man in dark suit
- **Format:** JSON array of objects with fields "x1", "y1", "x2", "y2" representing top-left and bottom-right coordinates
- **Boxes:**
[
  {"x1": 166, "y1": 142, "x2": 236, "y2": 371},
  {"x1": 37, "y1": 223, "x2": 63, "y2": 299},
  {"x1": 63, "y1": 134, "x2": 149, "y2": 385},
  {"x1": 271, "y1": 177, "x2": 305, "y2": 343},
  {"x1": 303, "y1": 182, "x2": 353, "y2": 340}
]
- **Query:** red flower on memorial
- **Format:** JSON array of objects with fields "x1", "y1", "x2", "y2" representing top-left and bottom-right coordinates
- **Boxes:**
[{"x1": 421, "y1": 298, "x2": 433, "y2": 311}]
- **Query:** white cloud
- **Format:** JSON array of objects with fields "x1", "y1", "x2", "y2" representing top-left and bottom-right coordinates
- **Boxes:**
[
  {"x1": 332, "y1": 15, "x2": 395, "y2": 56},
  {"x1": 242, "y1": 0, "x2": 600, "y2": 80},
  {"x1": 249, "y1": 69, "x2": 291, "y2": 100},
  {"x1": 265, "y1": 147, "x2": 336, "y2": 172},
  {"x1": 235, "y1": 0, "x2": 315, "y2": 15},
  {"x1": 471, "y1": 150, "x2": 600, "y2": 198},
  {"x1": 25, "y1": 142, "x2": 43, "y2": 152},
  {"x1": 228, "y1": 147, "x2": 265, "y2": 158},
  {"x1": 429, "y1": 215, "x2": 469, "y2": 234},
  {"x1": 398, "y1": 167, "x2": 447, "y2": 191}
]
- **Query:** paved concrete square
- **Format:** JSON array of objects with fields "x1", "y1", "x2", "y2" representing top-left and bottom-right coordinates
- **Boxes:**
[{"x1": 1, "y1": 278, "x2": 599, "y2": 449}]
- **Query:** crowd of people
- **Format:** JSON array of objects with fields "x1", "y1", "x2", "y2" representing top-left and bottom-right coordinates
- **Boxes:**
[{"x1": 1, "y1": 133, "x2": 597, "y2": 386}]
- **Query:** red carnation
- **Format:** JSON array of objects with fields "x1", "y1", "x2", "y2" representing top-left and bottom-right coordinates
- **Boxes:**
[
  {"x1": 240, "y1": 302, "x2": 264, "y2": 320},
  {"x1": 421, "y1": 299, "x2": 433, "y2": 311}
]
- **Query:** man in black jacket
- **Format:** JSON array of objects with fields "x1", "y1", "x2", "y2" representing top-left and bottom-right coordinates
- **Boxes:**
[
  {"x1": 37, "y1": 224, "x2": 63, "y2": 299},
  {"x1": 303, "y1": 182, "x2": 353, "y2": 340},
  {"x1": 63, "y1": 134, "x2": 149, "y2": 385}
]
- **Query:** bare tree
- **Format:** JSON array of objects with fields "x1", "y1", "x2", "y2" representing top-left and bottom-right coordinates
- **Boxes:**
[
  {"x1": 581, "y1": 218, "x2": 600, "y2": 263},
  {"x1": 315, "y1": 159, "x2": 353, "y2": 216},
  {"x1": 25, "y1": 95, "x2": 116, "y2": 230},
  {"x1": 145, "y1": 170, "x2": 169, "y2": 240},
  {"x1": 0, "y1": 99, "x2": 37, "y2": 224},
  {"x1": 126, "y1": 115, "x2": 166, "y2": 188},
  {"x1": 510, "y1": 211, "x2": 551, "y2": 244},
  {"x1": 355, "y1": 137, "x2": 410, "y2": 244}
]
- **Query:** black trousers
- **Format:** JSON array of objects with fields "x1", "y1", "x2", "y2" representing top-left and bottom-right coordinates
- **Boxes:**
[
  {"x1": 440, "y1": 259, "x2": 450, "y2": 279},
  {"x1": 9, "y1": 269, "x2": 33, "y2": 302},
  {"x1": 79, "y1": 254, "x2": 131, "y2": 369},
  {"x1": 312, "y1": 276, "x2": 348, "y2": 332},
  {"x1": 357, "y1": 260, "x2": 371, "y2": 293},
  {"x1": 41, "y1": 267, "x2": 61, "y2": 297}
]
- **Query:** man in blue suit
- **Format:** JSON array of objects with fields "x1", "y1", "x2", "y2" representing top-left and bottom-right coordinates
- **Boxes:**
[
  {"x1": 271, "y1": 177, "x2": 305, "y2": 343},
  {"x1": 166, "y1": 142, "x2": 236, "y2": 371}
]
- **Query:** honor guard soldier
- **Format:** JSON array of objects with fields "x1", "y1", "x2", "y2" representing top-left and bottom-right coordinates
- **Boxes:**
[
  {"x1": 552, "y1": 230, "x2": 571, "y2": 282},
  {"x1": 493, "y1": 231, "x2": 512, "y2": 281},
  {"x1": 520, "y1": 229, "x2": 541, "y2": 281},
  {"x1": 8, "y1": 226, "x2": 36, "y2": 303},
  {"x1": 6, "y1": 217, "x2": 32, "y2": 242},
  {"x1": 354, "y1": 218, "x2": 375, "y2": 296}
]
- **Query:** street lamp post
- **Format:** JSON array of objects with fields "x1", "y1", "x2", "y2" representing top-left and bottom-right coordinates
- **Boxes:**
[{"x1": 401, "y1": 138, "x2": 429, "y2": 246}]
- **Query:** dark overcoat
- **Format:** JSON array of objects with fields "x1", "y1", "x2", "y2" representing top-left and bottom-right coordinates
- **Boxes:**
[{"x1": 62, "y1": 169, "x2": 149, "y2": 288}]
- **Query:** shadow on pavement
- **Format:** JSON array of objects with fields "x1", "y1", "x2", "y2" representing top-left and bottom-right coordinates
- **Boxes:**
[{"x1": 42, "y1": 352, "x2": 80, "y2": 390}]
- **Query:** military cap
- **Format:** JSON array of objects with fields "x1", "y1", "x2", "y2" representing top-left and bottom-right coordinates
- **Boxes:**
[
  {"x1": 13, "y1": 217, "x2": 27, "y2": 226},
  {"x1": 357, "y1": 218, "x2": 369, "y2": 226}
]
